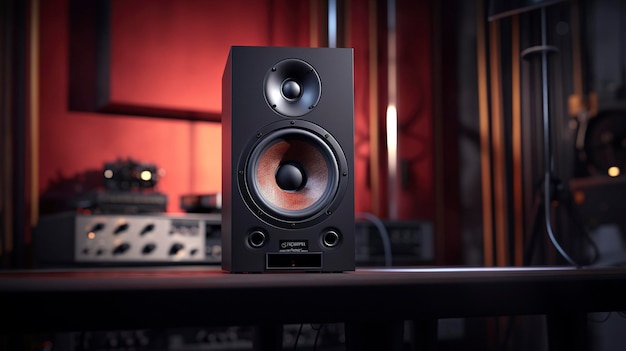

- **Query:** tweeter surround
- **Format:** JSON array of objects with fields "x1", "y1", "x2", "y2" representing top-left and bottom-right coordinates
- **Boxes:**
[
  {"x1": 238, "y1": 119, "x2": 349, "y2": 229},
  {"x1": 264, "y1": 58, "x2": 322, "y2": 117}
]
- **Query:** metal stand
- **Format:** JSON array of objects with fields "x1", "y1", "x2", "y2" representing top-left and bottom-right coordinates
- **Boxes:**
[{"x1": 521, "y1": 7, "x2": 579, "y2": 267}]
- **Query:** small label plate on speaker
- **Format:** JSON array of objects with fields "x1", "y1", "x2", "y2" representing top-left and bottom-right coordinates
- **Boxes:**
[
  {"x1": 279, "y1": 240, "x2": 309, "y2": 252},
  {"x1": 266, "y1": 252, "x2": 322, "y2": 270}
]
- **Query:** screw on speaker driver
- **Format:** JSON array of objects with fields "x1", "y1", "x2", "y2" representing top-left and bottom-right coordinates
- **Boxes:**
[
  {"x1": 240, "y1": 120, "x2": 348, "y2": 228},
  {"x1": 264, "y1": 59, "x2": 322, "y2": 117}
]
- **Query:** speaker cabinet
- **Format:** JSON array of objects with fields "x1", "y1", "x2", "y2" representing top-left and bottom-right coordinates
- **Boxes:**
[{"x1": 222, "y1": 46, "x2": 355, "y2": 273}]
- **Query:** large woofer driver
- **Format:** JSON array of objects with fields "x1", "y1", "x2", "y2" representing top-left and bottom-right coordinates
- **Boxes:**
[
  {"x1": 264, "y1": 58, "x2": 322, "y2": 117},
  {"x1": 240, "y1": 121, "x2": 348, "y2": 228}
]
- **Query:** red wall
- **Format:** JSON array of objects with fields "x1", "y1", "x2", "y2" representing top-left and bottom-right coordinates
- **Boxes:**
[
  {"x1": 39, "y1": 0, "x2": 434, "y2": 220},
  {"x1": 40, "y1": 0, "x2": 218, "y2": 212},
  {"x1": 348, "y1": 0, "x2": 434, "y2": 219},
  {"x1": 107, "y1": 0, "x2": 311, "y2": 113},
  {"x1": 396, "y1": 0, "x2": 434, "y2": 220}
]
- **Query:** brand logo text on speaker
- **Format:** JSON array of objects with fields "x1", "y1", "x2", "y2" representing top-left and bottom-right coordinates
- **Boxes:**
[{"x1": 279, "y1": 240, "x2": 309, "y2": 252}]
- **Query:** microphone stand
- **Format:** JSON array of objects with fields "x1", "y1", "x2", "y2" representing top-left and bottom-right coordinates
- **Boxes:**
[{"x1": 521, "y1": 7, "x2": 579, "y2": 267}]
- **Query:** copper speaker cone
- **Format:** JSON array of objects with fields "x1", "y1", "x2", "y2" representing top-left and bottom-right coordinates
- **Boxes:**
[{"x1": 247, "y1": 128, "x2": 339, "y2": 220}]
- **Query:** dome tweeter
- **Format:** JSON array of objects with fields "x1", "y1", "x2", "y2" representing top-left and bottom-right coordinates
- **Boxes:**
[{"x1": 264, "y1": 59, "x2": 322, "y2": 117}]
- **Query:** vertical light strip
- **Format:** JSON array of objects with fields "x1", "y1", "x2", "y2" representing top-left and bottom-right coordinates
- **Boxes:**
[
  {"x1": 309, "y1": 0, "x2": 320, "y2": 47},
  {"x1": 368, "y1": 0, "x2": 381, "y2": 216},
  {"x1": 328, "y1": 0, "x2": 337, "y2": 48},
  {"x1": 568, "y1": 0, "x2": 589, "y2": 127},
  {"x1": 344, "y1": 0, "x2": 351, "y2": 48},
  {"x1": 387, "y1": 0, "x2": 397, "y2": 103},
  {"x1": 476, "y1": 0, "x2": 494, "y2": 267},
  {"x1": 386, "y1": 0, "x2": 398, "y2": 219},
  {"x1": 386, "y1": 104, "x2": 398, "y2": 217},
  {"x1": 569, "y1": 0, "x2": 591, "y2": 154},
  {"x1": 489, "y1": 20, "x2": 509, "y2": 267},
  {"x1": 570, "y1": 0, "x2": 583, "y2": 100},
  {"x1": 2, "y1": 2, "x2": 15, "y2": 257},
  {"x1": 511, "y1": 15, "x2": 523, "y2": 266},
  {"x1": 189, "y1": 122, "x2": 195, "y2": 192},
  {"x1": 30, "y1": 0, "x2": 40, "y2": 227}
]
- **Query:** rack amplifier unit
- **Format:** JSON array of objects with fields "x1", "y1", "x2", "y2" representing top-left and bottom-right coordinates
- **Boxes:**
[
  {"x1": 355, "y1": 219, "x2": 434, "y2": 266},
  {"x1": 33, "y1": 212, "x2": 222, "y2": 267}
]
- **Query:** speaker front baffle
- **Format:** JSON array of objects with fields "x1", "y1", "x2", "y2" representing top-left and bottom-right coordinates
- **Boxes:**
[{"x1": 222, "y1": 46, "x2": 355, "y2": 273}]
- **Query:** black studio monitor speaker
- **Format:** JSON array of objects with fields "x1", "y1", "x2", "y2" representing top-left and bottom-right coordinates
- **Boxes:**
[{"x1": 222, "y1": 46, "x2": 355, "y2": 273}]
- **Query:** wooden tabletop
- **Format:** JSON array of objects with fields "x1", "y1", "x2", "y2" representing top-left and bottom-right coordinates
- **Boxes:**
[{"x1": 1, "y1": 266, "x2": 625, "y2": 334}]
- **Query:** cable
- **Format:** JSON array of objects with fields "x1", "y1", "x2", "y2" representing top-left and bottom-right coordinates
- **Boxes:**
[
  {"x1": 311, "y1": 324, "x2": 324, "y2": 351},
  {"x1": 355, "y1": 212, "x2": 393, "y2": 267},
  {"x1": 292, "y1": 324, "x2": 303, "y2": 351},
  {"x1": 544, "y1": 179, "x2": 579, "y2": 267},
  {"x1": 525, "y1": 174, "x2": 599, "y2": 267},
  {"x1": 498, "y1": 316, "x2": 516, "y2": 351},
  {"x1": 538, "y1": 7, "x2": 579, "y2": 267},
  {"x1": 562, "y1": 192, "x2": 600, "y2": 266},
  {"x1": 77, "y1": 330, "x2": 87, "y2": 351}
]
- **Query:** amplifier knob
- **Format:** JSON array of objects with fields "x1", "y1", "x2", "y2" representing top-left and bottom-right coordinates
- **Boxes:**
[
  {"x1": 89, "y1": 222, "x2": 105, "y2": 232},
  {"x1": 169, "y1": 243, "x2": 184, "y2": 256},
  {"x1": 140, "y1": 223, "x2": 155, "y2": 236},
  {"x1": 142, "y1": 243, "x2": 156, "y2": 254},
  {"x1": 113, "y1": 223, "x2": 129, "y2": 234},
  {"x1": 113, "y1": 242, "x2": 131, "y2": 255}
]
